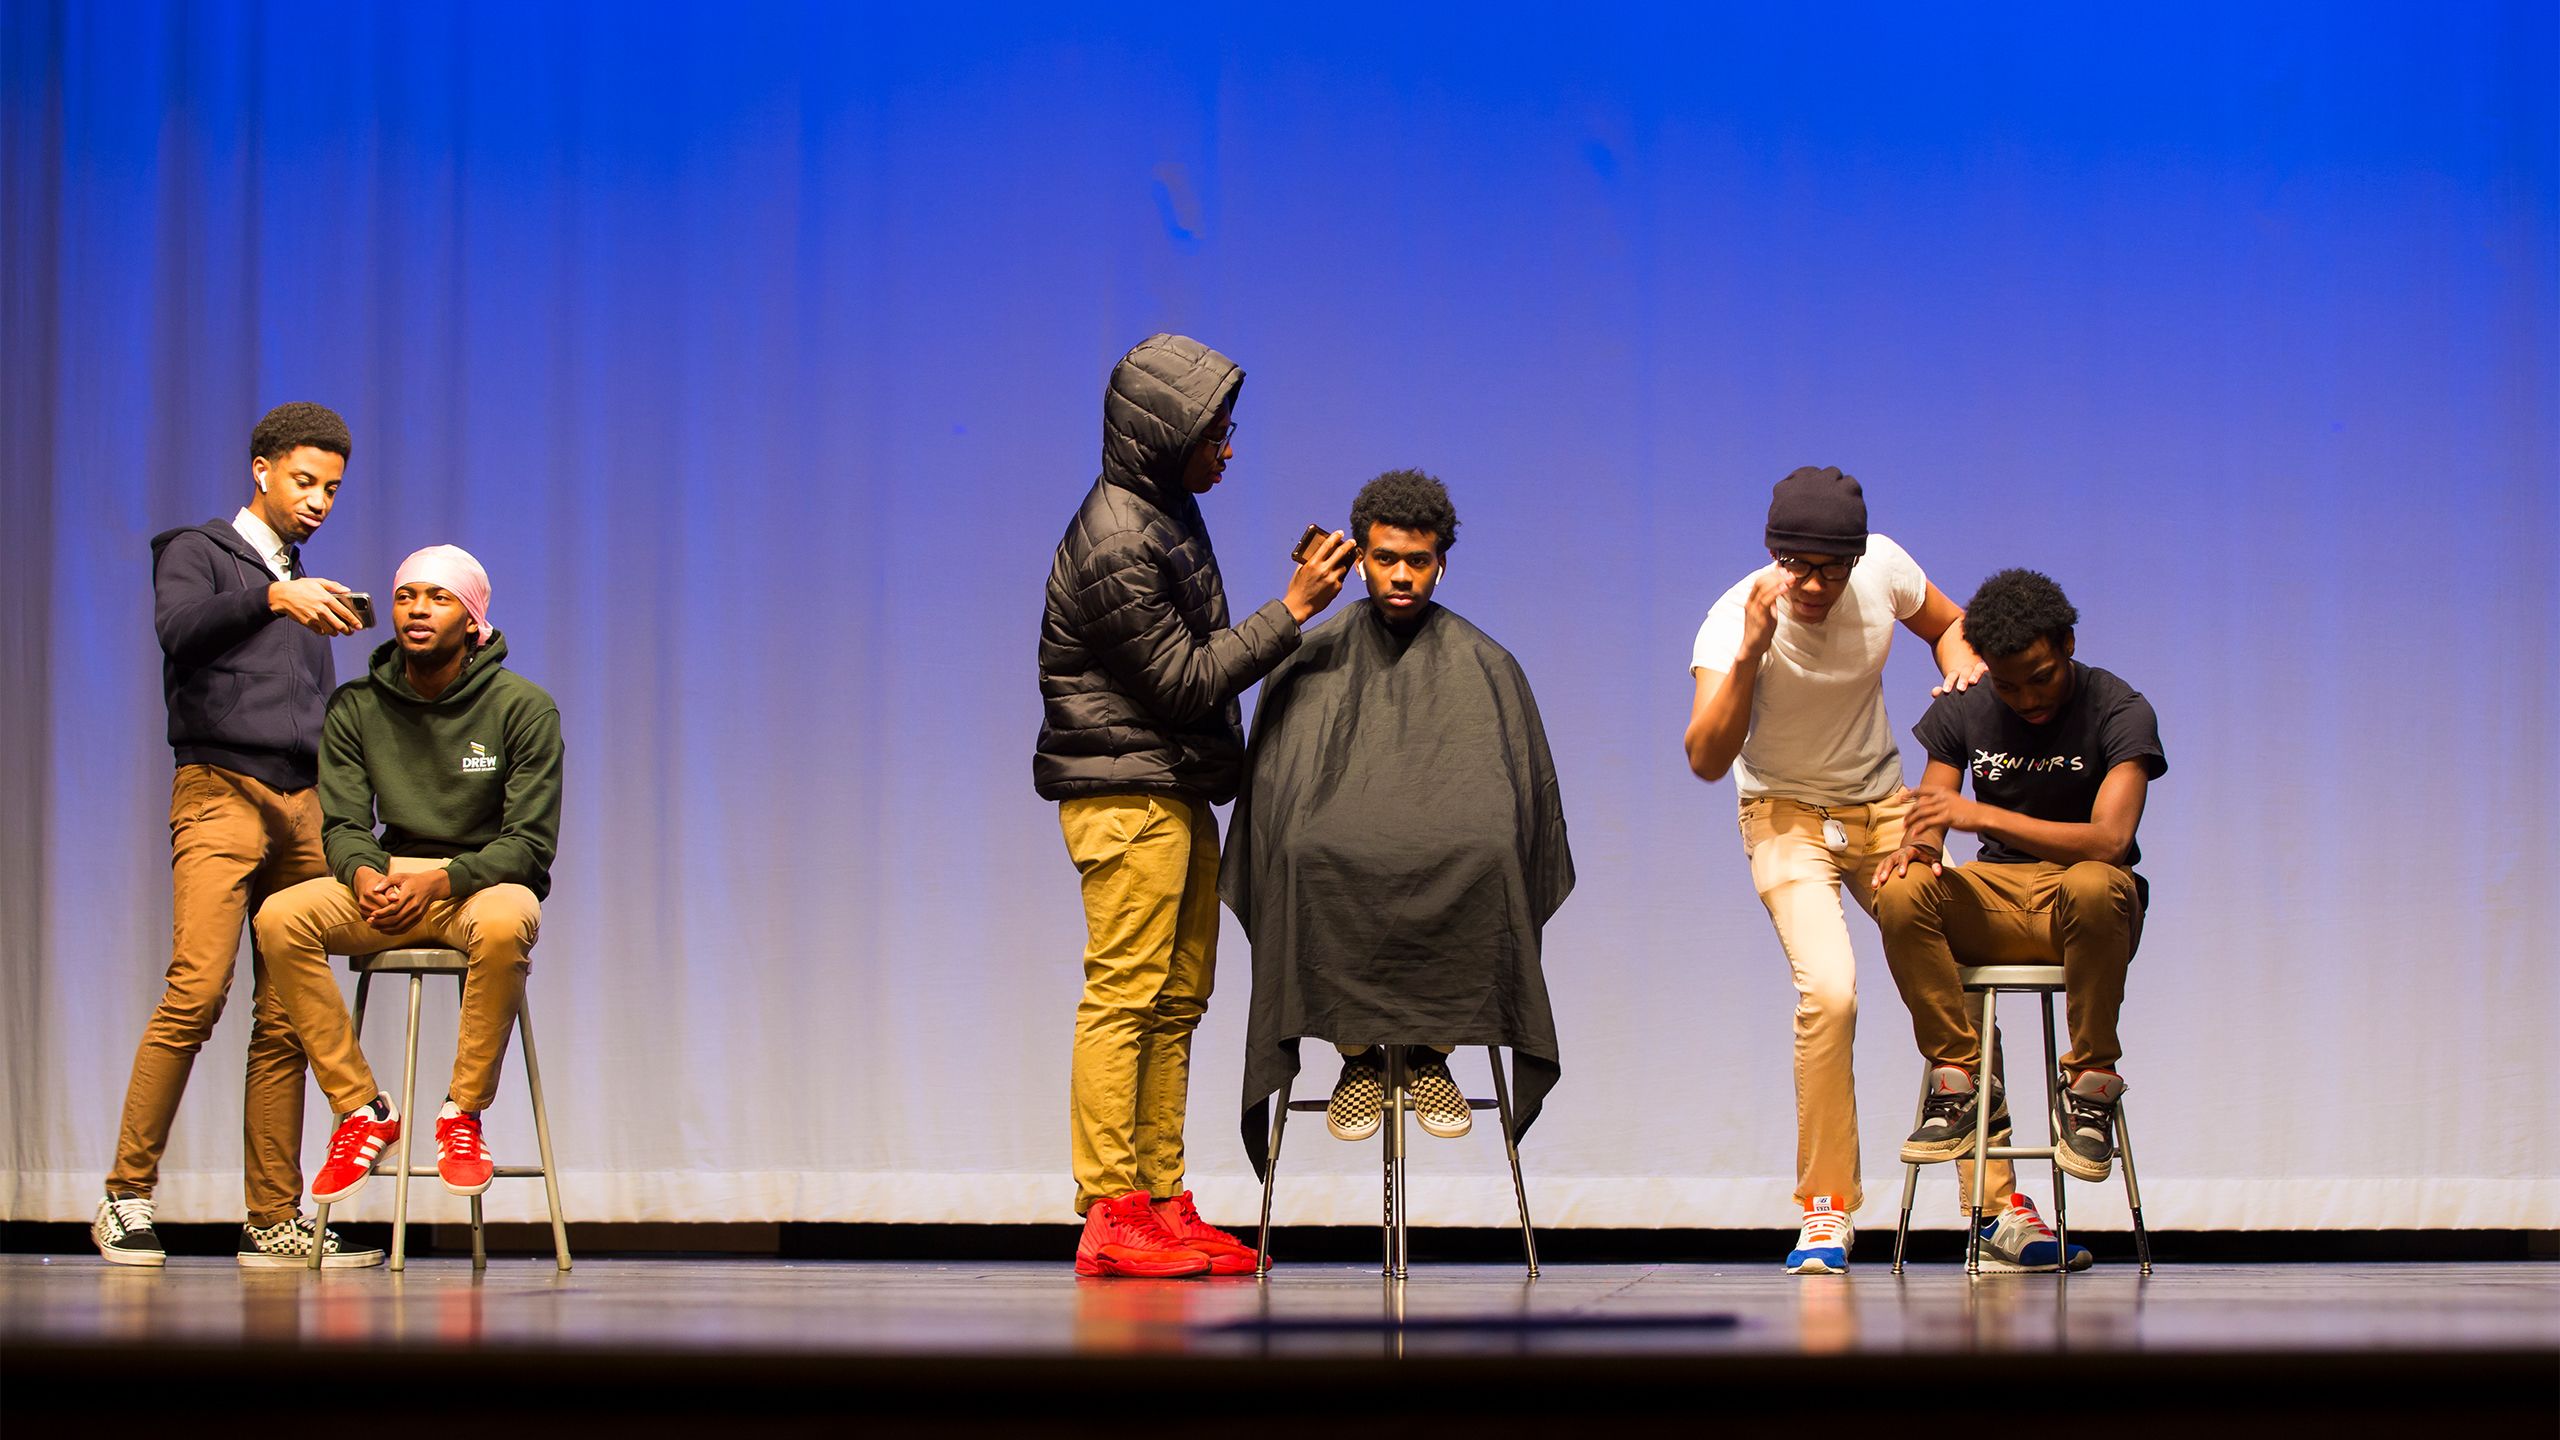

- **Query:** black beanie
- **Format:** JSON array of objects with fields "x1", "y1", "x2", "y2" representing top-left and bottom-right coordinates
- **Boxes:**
[{"x1": 1764, "y1": 466, "x2": 1868, "y2": 557}]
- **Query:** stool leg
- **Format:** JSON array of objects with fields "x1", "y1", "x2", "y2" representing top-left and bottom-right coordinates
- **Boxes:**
[
  {"x1": 1966, "y1": 988, "x2": 1997, "y2": 1275},
  {"x1": 2116, "y1": 1100, "x2": 2153, "y2": 1275},
  {"x1": 515, "y1": 991, "x2": 571, "y2": 1271},
  {"x1": 1392, "y1": 1050, "x2": 1413, "y2": 1270},
  {"x1": 1487, "y1": 1047, "x2": 1538, "y2": 1278},
  {"x1": 1893, "y1": 1061, "x2": 1928, "y2": 1274},
  {"x1": 1257, "y1": 1076, "x2": 1291, "y2": 1280},
  {"x1": 389, "y1": 974, "x2": 423, "y2": 1272},
  {"x1": 310, "y1": 975, "x2": 374, "y2": 1274},
  {"x1": 2041, "y1": 991, "x2": 2070, "y2": 1269}
]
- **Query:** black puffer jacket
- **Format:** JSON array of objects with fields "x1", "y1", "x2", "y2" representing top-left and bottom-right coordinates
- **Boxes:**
[{"x1": 1034, "y1": 334, "x2": 1302, "y2": 804}]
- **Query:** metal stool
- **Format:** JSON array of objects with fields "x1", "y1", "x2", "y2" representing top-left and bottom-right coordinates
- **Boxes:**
[
  {"x1": 1890, "y1": 964, "x2": 2151, "y2": 1275},
  {"x1": 309, "y1": 947, "x2": 571, "y2": 1272},
  {"x1": 1255, "y1": 1046, "x2": 1538, "y2": 1280}
]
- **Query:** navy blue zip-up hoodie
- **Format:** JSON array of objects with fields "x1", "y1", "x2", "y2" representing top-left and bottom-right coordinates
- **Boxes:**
[{"x1": 150, "y1": 519, "x2": 335, "y2": 791}]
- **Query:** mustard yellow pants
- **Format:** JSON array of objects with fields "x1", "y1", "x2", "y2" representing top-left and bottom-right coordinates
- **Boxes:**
[{"x1": 1061, "y1": 793, "x2": 1218, "y2": 1216}]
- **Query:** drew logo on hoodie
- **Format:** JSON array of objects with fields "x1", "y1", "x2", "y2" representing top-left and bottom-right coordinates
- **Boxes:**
[{"x1": 460, "y1": 740, "x2": 499, "y2": 775}]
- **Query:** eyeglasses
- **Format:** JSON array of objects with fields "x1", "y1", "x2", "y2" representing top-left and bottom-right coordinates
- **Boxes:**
[
  {"x1": 1203, "y1": 419, "x2": 1238, "y2": 449},
  {"x1": 1772, "y1": 554, "x2": 1858, "y2": 582}
]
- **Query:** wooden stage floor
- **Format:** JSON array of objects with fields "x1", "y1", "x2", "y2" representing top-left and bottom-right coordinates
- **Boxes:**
[{"x1": 4, "y1": 1255, "x2": 2553, "y2": 1431}]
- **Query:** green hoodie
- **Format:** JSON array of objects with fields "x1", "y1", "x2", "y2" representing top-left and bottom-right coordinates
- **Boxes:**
[{"x1": 320, "y1": 632, "x2": 564, "y2": 901}]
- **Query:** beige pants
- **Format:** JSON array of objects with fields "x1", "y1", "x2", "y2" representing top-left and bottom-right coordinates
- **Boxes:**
[
  {"x1": 1061, "y1": 793, "x2": 1217, "y2": 1216},
  {"x1": 253, "y1": 858, "x2": 541, "y2": 1116},
  {"x1": 107, "y1": 765, "x2": 329, "y2": 1225},
  {"x1": 1875, "y1": 858, "x2": 2140, "y2": 1075},
  {"x1": 1741, "y1": 794, "x2": 2014, "y2": 1213}
]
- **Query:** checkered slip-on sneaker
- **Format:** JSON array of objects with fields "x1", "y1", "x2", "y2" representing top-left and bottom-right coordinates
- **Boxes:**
[
  {"x1": 93, "y1": 1194, "x2": 165, "y2": 1267},
  {"x1": 1327, "y1": 1048, "x2": 1387, "y2": 1141},
  {"x1": 1406, "y1": 1051, "x2": 1473, "y2": 1139},
  {"x1": 237, "y1": 1215, "x2": 385, "y2": 1270}
]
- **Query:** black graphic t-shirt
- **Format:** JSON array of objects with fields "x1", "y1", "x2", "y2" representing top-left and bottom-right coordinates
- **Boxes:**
[{"x1": 1911, "y1": 662, "x2": 2166, "y2": 867}]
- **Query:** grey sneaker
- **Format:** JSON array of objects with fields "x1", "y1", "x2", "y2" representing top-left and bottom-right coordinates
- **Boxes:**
[
  {"x1": 238, "y1": 1214, "x2": 385, "y2": 1269},
  {"x1": 2055, "y1": 1069, "x2": 2124, "y2": 1182},
  {"x1": 1405, "y1": 1050, "x2": 1472, "y2": 1139},
  {"x1": 93, "y1": 1193, "x2": 165, "y2": 1267},
  {"x1": 1900, "y1": 1065, "x2": 2011, "y2": 1163},
  {"x1": 1976, "y1": 1194, "x2": 2095, "y2": 1272},
  {"x1": 1326, "y1": 1048, "x2": 1386, "y2": 1141}
]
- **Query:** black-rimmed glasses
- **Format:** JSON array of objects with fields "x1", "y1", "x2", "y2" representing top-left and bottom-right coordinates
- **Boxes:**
[{"x1": 1772, "y1": 553, "x2": 1857, "y2": 582}]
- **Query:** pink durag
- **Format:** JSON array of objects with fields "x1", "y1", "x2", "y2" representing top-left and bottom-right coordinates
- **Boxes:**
[{"x1": 392, "y1": 544, "x2": 492, "y2": 642}]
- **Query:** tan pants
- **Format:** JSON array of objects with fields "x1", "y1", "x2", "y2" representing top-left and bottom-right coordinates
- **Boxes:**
[
  {"x1": 107, "y1": 765, "x2": 329, "y2": 1225},
  {"x1": 1875, "y1": 859, "x2": 2139, "y2": 1075},
  {"x1": 1061, "y1": 793, "x2": 1217, "y2": 1216},
  {"x1": 253, "y1": 858, "x2": 541, "y2": 1116},
  {"x1": 1741, "y1": 794, "x2": 2014, "y2": 1212}
]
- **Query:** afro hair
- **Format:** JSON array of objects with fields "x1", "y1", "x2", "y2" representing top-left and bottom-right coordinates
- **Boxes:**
[
  {"x1": 1348, "y1": 469, "x2": 1459, "y2": 552},
  {"x1": 1962, "y1": 568, "x2": 2080, "y2": 659}
]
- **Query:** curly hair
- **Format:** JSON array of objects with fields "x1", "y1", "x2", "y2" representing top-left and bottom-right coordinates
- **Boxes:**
[
  {"x1": 249, "y1": 402, "x2": 352, "y2": 463},
  {"x1": 1348, "y1": 469, "x2": 1459, "y2": 552},
  {"x1": 1963, "y1": 568, "x2": 2080, "y2": 659}
]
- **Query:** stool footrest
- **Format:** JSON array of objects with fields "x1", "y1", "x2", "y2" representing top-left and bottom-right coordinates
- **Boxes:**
[
  {"x1": 1984, "y1": 1146, "x2": 2056, "y2": 1161},
  {"x1": 382, "y1": 1166, "x2": 551, "y2": 1180}
]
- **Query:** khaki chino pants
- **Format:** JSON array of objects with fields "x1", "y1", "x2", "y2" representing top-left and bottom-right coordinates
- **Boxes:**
[
  {"x1": 254, "y1": 857, "x2": 541, "y2": 1117},
  {"x1": 1875, "y1": 858, "x2": 2139, "y2": 1076},
  {"x1": 1061, "y1": 793, "x2": 1218, "y2": 1216},
  {"x1": 1740, "y1": 794, "x2": 2014, "y2": 1214},
  {"x1": 107, "y1": 764, "x2": 329, "y2": 1225}
]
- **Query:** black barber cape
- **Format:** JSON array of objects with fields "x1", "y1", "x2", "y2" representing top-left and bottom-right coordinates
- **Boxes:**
[{"x1": 1223, "y1": 598, "x2": 1574, "y2": 1177}]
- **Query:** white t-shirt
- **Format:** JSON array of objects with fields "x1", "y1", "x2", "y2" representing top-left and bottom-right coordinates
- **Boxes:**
[{"x1": 1690, "y1": 533, "x2": 1929, "y2": 805}]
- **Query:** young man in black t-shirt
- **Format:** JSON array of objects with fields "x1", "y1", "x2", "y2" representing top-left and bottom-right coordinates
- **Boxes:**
[{"x1": 1872, "y1": 569, "x2": 2166, "y2": 1189}]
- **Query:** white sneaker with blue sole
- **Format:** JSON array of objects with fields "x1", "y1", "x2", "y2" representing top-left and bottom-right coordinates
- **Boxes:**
[{"x1": 1787, "y1": 1198, "x2": 1853, "y2": 1274}]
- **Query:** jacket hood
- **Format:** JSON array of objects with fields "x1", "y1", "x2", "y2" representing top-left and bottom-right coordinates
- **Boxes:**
[
  {"x1": 364, "y1": 631, "x2": 513, "y2": 705},
  {"x1": 1100, "y1": 333, "x2": 1244, "y2": 509},
  {"x1": 152, "y1": 519, "x2": 265, "y2": 567}
]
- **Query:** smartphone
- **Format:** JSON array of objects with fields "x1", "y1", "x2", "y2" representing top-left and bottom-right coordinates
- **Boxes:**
[
  {"x1": 345, "y1": 592, "x2": 377, "y2": 629},
  {"x1": 1292, "y1": 525, "x2": 1356, "y2": 570}
]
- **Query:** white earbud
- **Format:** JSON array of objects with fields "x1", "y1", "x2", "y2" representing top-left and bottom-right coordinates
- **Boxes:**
[{"x1": 257, "y1": 476, "x2": 268, "y2": 493}]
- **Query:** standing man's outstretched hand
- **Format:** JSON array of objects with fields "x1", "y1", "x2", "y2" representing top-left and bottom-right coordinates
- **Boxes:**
[{"x1": 1283, "y1": 531, "x2": 1357, "y2": 624}]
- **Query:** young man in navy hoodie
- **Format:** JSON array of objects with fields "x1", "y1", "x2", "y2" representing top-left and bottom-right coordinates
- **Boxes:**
[{"x1": 94, "y1": 402, "x2": 384, "y2": 1269}]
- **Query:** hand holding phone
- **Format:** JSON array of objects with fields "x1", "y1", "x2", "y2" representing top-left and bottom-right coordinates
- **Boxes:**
[{"x1": 1283, "y1": 527, "x2": 1356, "y2": 626}]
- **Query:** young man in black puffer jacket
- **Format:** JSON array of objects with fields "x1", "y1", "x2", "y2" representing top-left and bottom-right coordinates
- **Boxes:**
[
  {"x1": 1035, "y1": 334, "x2": 1354, "y2": 1277},
  {"x1": 94, "y1": 402, "x2": 384, "y2": 1270}
]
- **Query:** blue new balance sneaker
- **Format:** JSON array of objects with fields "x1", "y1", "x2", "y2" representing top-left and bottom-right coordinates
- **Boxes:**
[
  {"x1": 1786, "y1": 1197, "x2": 1853, "y2": 1274},
  {"x1": 1976, "y1": 1194, "x2": 2094, "y2": 1272}
]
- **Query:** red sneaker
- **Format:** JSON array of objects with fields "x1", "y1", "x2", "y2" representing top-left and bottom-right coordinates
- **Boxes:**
[
  {"x1": 1074, "y1": 1191, "x2": 1210, "y2": 1278},
  {"x1": 312, "y1": 1103, "x2": 399, "y2": 1204},
  {"x1": 435, "y1": 1111, "x2": 495, "y2": 1196},
  {"x1": 1152, "y1": 1189, "x2": 1262, "y2": 1275}
]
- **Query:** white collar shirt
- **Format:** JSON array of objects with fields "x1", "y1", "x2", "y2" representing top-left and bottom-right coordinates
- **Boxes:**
[{"x1": 231, "y1": 506, "x2": 294, "y2": 581}]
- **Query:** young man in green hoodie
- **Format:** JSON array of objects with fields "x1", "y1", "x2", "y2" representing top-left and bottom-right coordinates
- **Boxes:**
[{"x1": 253, "y1": 544, "x2": 563, "y2": 1203}]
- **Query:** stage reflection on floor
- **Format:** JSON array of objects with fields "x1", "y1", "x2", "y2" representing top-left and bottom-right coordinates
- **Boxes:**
[{"x1": 3, "y1": 1256, "x2": 2552, "y2": 1361}]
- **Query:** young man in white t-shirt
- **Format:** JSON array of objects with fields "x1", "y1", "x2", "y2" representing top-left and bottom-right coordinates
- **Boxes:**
[{"x1": 1683, "y1": 466, "x2": 2087, "y2": 1274}]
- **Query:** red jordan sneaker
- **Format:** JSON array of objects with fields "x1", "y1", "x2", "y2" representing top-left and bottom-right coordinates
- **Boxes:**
[
  {"x1": 435, "y1": 1110, "x2": 495, "y2": 1196},
  {"x1": 1152, "y1": 1189, "x2": 1262, "y2": 1275},
  {"x1": 311, "y1": 1101, "x2": 399, "y2": 1204},
  {"x1": 1074, "y1": 1191, "x2": 1210, "y2": 1278}
]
